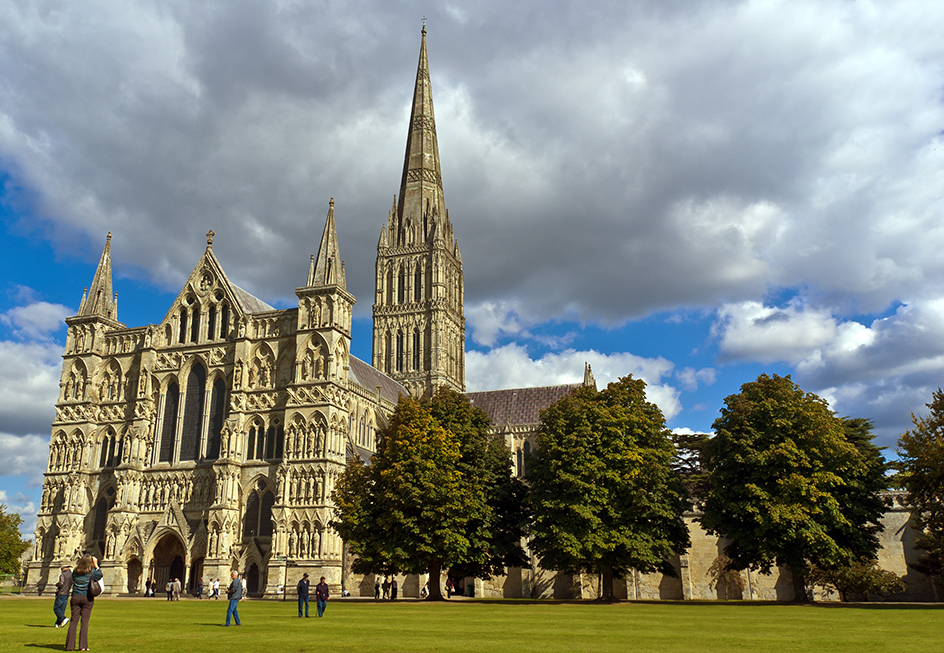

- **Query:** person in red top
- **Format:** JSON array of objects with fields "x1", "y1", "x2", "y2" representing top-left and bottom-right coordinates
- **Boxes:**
[{"x1": 315, "y1": 577, "x2": 329, "y2": 617}]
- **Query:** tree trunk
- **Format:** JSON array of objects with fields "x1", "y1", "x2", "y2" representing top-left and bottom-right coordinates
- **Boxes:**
[
  {"x1": 601, "y1": 567, "x2": 615, "y2": 602},
  {"x1": 426, "y1": 560, "x2": 445, "y2": 601},
  {"x1": 792, "y1": 570, "x2": 810, "y2": 603}
]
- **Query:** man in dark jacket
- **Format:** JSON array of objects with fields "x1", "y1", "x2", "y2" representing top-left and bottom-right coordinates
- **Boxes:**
[
  {"x1": 297, "y1": 573, "x2": 310, "y2": 617},
  {"x1": 225, "y1": 571, "x2": 242, "y2": 626},
  {"x1": 315, "y1": 577, "x2": 329, "y2": 617},
  {"x1": 53, "y1": 564, "x2": 72, "y2": 628}
]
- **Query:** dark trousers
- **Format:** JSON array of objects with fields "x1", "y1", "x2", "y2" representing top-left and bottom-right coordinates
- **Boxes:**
[
  {"x1": 64, "y1": 594, "x2": 93, "y2": 651},
  {"x1": 316, "y1": 597, "x2": 327, "y2": 617},
  {"x1": 298, "y1": 595, "x2": 309, "y2": 617},
  {"x1": 226, "y1": 599, "x2": 240, "y2": 625},
  {"x1": 53, "y1": 594, "x2": 68, "y2": 625}
]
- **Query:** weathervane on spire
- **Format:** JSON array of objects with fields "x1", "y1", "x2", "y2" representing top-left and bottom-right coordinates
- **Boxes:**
[{"x1": 422, "y1": 16, "x2": 426, "y2": 32}]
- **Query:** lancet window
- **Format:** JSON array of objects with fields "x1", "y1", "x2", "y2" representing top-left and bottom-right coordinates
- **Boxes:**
[
  {"x1": 158, "y1": 382, "x2": 179, "y2": 463},
  {"x1": 180, "y1": 363, "x2": 206, "y2": 462},
  {"x1": 242, "y1": 483, "x2": 275, "y2": 539},
  {"x1": 178, "y1": 308, "x2": 188, "y2": 344},
  {"x1": 206, "y1": 378, "x2": 226, "y2": 459}
]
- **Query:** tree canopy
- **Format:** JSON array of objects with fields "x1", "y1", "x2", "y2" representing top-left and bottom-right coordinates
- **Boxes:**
[
  {"x1": 700, "y1": 374, "x2": 888, "y2": 601},
  {"x1": 527, "y1": 376, "x2": 690, "y2": 601},
  {"x1": 0, "y1": 505, "x2": 30, "y2": 575},
  {"x1": 425, "y1": 387, "x2": 528, "y2": 580},
  {"x1": 897, "y1": 388, "x2": 944, "y2": 585},
  {"x1": 331, "y1": 389, "x2": 526, "y2": 600}
]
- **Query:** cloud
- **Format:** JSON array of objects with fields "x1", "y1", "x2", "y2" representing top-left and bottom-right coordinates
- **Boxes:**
[
  {"x1": 1, "y1": 301, "x2": 72, "y2": 341},
  {"x1": 676, "y1": 367, "x2": 717, "y2": 391},
  {"x1": 0, "y1": 432, "x2": 49, "y2": 487},
  {"x1": 465, "y1": 343, "x2": 681, "y2": 419},
  {"x1": 0, "y1": 340, "x2": 61, "y2": 435},
  {"x1": 0, "y1": 488, "x2": 39, "y2": 540},
  {"x1": 0, "y1": 1, "x2": 939, "y2": 324},
  {"x1": 712, "y1": 300, "x2": 854, "y2": 364},
  {"x1": 710, "y1": 297, "x2": 944, "y2": 446},
  {"x1": 1, "y1": 1, "x2": 943, "y2": 445}
]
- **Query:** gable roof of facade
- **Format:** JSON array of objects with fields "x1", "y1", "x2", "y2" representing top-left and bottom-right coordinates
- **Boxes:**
[
  {"x1": 466, "y1": 384, "x2": 581, "y2": 427},
  {"x1": 230, "y1": 283, "x2": 275, "y2": 313}
]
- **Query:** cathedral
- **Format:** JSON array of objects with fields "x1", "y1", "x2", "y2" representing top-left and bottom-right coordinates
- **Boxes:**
[{"x1": 25, "y1": 28, "x2": 934, "y2": 602}]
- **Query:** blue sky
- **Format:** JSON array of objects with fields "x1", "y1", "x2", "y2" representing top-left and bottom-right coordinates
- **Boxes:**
[{"x1": 2, "y1": 0, "x2": 944, "y2": 537}]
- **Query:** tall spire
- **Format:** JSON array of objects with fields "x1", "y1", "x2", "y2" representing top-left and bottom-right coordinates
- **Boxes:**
[
  {"x1": 77, "y1": 232, "x2": 117, "y2": 320},
  {"x1": 311, "y1": 198, "x2": 345, "y2": 289},
  {"x1": 397, "y1": 24, "x2": 446, "y2": 240}
]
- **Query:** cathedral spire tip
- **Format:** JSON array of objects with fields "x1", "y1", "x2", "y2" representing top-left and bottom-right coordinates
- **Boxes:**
[{"x1": 77, "y1": 232, "x2": 117, "y2": 320}]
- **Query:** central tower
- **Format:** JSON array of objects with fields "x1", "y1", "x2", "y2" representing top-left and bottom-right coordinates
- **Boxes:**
[{"x1": 372, "y1": 26, "x2": 465, "y2": 397}]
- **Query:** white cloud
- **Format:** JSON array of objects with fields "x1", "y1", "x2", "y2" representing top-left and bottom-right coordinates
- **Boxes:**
[
  {"x1": 466, "y1": 300, "x2": 531, "y2": 347},
  {"x1": 713, "y1": 300, "x2": 853, "y2": 364},
  {"x1": 1, "y1": 301, "x2": 72, "y2": 341},
  {"x1": 671, "y1": 427, "x2": 712, "y2": 436},
  {"x1": 0, "y1": 488, "x2": 39, "y2": 540},
  {"x1": 0, "y1": 340, "x2": 62, "y2": 435},
  {"x1": 0, "y1": 433, "x2": 49, "y2": 483},
  {"x1": 465, "y1": 343, "x2": 681, "y2": 419},
  {"x1": 676, "y1": 367, "x2": 717, "y2": 391}
]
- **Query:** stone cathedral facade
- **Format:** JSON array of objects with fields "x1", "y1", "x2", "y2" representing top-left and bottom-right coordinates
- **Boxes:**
[{"x1": 26, "y1": 28, "x2": 936, "y2": 602}]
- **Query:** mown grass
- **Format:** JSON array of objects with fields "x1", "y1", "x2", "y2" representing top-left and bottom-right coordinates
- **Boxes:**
[{"x1": 1, "y1": 596, "x2": 941, "y2": 653}]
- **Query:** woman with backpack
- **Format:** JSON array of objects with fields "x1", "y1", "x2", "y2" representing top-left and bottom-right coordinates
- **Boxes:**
[{"x1": 65, "y1": 554, "x2": 103, "y2": 651}]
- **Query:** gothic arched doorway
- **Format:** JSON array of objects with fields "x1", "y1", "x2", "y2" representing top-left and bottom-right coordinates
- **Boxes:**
[
  {"x1": 247, "y1": 562, "x2": 260, "y2": 595},
  {"x1": 188, "y1": 557, "x2": 204, "y2": 594},
  {"x1": 127, "y1": 558, "x2": 143, "y2": 593},
  {"x1": 151, "y1": 533, "x2": 186, "y2": 591}
]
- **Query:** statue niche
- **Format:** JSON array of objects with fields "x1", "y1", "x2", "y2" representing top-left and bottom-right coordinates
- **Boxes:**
[
  {"x1": 249, "y1": 350, "x2": 275, "y2": 389},
  {"x1": 299, "y1": 345, "x2": 324, "y2": 382}
]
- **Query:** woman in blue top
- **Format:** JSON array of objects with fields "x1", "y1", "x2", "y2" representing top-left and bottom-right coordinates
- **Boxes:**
[{"x1": 65, "y1": 554, "x2": 103, "y2": 651}]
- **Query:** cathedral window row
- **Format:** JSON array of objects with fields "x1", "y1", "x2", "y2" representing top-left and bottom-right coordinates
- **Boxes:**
[
  {"x1": 155, "y1": 364, "x2": 228, "y2": 465},
  {"x1": 382, "y1": 259, "x2": 431, "y2": 306},
  {"x1": 351, "y1": 409, "x2": 375, "y2": 449},
  {"x1": 242, "y1": 483, "x2": 275, "y2": 539},
  {"x1": 383, "y1": 327, "x2": 431, "y2": 376},
  {"x1": 98, "y1": 430, "x2": 124, "y2": 469},
  {"x1": 246, "y1": 418, "x2": 285, "y2": 461},
  {"x1": 166, "y1": 297, "x2": 231, "y2": 346}
]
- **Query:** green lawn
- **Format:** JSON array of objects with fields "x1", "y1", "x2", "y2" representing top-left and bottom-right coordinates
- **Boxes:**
[{"x1": 1, "y1": 596, "x2": 941, "y2": 653}]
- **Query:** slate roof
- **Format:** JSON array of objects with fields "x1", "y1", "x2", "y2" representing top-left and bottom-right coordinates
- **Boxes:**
[
  {"x1": 466, "y1": 384, "x2": 580, "y2": 427},
  {"x1": 348, "y1": 355, "x2": 408, "y2": 405},
  {"x1": 231, "y1": 283, "x2": 275, "y2": 313}
]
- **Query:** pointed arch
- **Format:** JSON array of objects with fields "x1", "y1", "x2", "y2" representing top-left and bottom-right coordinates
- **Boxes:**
[
  {"x1": 180, "y1": 361, "x2": 207, "y2": 461},
  {"x1": 178, "y1": 306, "x2": 188, "y2": 344},
  {"x1": 206, "y1": 376, "x2": 226, "y2": 460},
  {"x1": 158, "y1": 380, "x2": 180, "y2": 463}
]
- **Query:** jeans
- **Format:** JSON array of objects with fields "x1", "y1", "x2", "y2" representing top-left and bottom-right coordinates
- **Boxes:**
[
  {"x1": 53, "y1": 594, "x2": 69, "y2": 625},
  {"x1": 298, "y1": 595, "x2": 309, "y2": 617},
  {"x1": 316, "y1": 597, "x2": 327, "y2": 617},
  {"x1": 226, "y1": 599, "x2": 241, "y2": 625}
]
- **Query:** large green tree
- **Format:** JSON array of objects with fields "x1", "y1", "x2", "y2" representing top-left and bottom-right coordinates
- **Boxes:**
[
  {"x1": 700, "y1": 374, "x2": 888, "y2": 601},
  {"x1": 898, "y1": 389, "x2": 944, "y2": 585},
  {"x1": 528, "y1": 376, "x2": 690, "y2": 601},
  {"x1": 0, "y1": 505, "x2": 31, "y2": 575},
  {"x1": 425, "y1": 387, "x2": 528, "y2": 580},
  {"x1": 332, "y1": 391, "x2": 525, "y2": 600}
]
